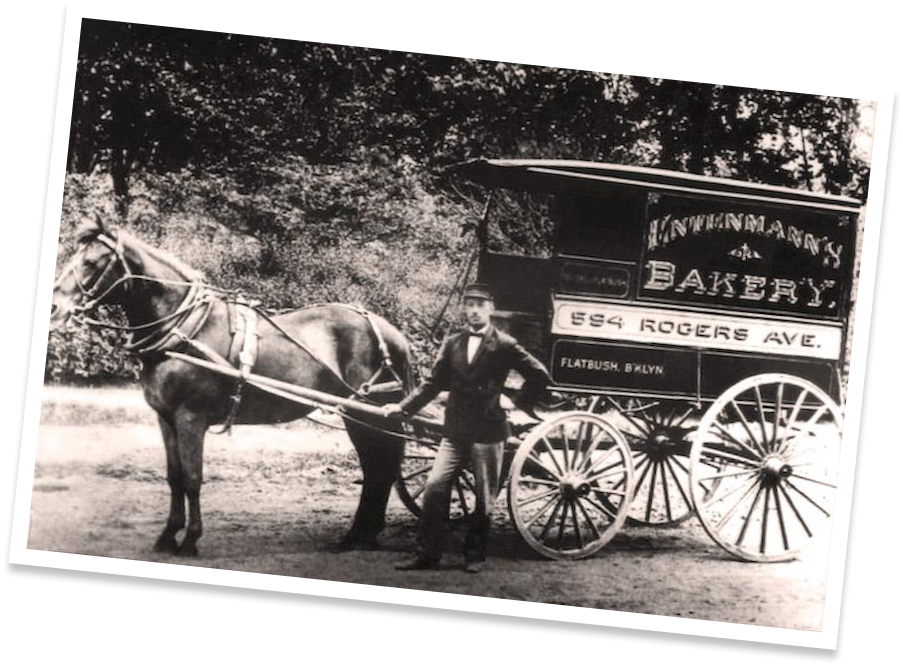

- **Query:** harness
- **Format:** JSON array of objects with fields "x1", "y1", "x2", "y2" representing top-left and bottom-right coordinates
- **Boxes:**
[{"x1": 64, "y1": 232, "x2": 405, "y2": 434}]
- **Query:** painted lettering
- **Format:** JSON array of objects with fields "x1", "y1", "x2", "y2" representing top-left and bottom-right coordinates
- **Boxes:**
[
  {"x1": 739, "y1": 275, "x2": 768, "y2": 301},
  {"x1": 675, "y1": 268, "x2": 707, "y2": 294},
  {"x1": 768, "y1": 279, "x2": 799, "y2": 305},
  {"x1": 644, "y1": 260, "x2": 675, "y2": 291}
]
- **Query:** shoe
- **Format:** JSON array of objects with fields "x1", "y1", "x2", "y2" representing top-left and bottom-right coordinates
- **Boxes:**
[
  {"x1": 463, "y1": 560, "x2": 482, "y2": 574},
  {"x1": 395, "y1": 556, "x2": 440, "y2": 571}
]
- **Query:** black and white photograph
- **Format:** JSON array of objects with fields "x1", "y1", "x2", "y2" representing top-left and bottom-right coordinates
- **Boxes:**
[{"x1": 5, "y1": 3, "x2": 896, "y2": 658}]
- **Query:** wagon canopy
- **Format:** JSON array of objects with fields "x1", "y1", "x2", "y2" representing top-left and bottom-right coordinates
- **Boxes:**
[{"x1": 448, "y1": 159, "x2": 862, "y2": 213}]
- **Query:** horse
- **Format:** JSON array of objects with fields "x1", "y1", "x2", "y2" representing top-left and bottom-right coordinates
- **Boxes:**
[{"x1": 49, "y1": 216, "x2": 414, "y2": 556}]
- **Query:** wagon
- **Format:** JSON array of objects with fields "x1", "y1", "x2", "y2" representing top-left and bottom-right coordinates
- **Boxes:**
[
  {"x1": 395, "y1": 159, "x2": 861, "y2": 562},
  {"x1": 58, "y1": 159, "x2": 859, "y2": 562}
]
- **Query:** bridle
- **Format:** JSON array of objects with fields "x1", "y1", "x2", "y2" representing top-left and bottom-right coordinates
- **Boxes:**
[
  {"x1": 60, "y1": 230, "x2": 218, "y2": 354},
  {"x1": 64, "y1": 232, "x2": 135, "y2": 313}
]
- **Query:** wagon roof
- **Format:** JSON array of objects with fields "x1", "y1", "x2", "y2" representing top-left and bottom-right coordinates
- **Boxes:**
[{"x1": 449, "y1": 159, "x2": 862, "y2": 213}]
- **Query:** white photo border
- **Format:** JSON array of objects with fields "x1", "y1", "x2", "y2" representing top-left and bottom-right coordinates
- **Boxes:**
[{"x1": 7, "y1": 0, "x2": 896, "y2": 654}]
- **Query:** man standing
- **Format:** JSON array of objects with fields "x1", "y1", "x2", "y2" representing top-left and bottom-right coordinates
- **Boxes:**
[{"x1": 383, "y1": 283, "x2": 552, "y2": 573}]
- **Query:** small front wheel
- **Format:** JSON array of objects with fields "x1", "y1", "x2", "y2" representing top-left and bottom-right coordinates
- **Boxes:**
[{"x1": 507, "y1": 412, "x2": 635, "y2": 560}]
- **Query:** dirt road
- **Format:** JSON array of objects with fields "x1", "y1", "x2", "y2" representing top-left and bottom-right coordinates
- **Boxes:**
[{"x1": 26, "y1": 386, "x2": 833, "y2": 631}]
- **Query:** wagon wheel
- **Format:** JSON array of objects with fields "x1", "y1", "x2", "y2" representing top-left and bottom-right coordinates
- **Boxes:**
[
  {"x1": 395, "y1": 428, "x2": 477, "y2": 522},
  {"x1": 507, "y1": 412, "x2": 634, "y2": 560},
  {"x1": 689, "y1": 374, "x2": 843, "y2": 562},
  {"x1": 589, "y1": 396, "x2": 699, "y2": 527}
]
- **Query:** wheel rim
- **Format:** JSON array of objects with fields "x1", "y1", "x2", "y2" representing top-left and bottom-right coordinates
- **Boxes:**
[
  {"x1": 395, "y1": 433, "x2": 476, "y2": 521},
  {"x1": 590, "y1": 396, "x2": 697, "y2": 527},
  {"x1": 507, "y1": 412, "x2": 634, "y2": 560},
  {"x1": 690, "y1": 374, "x2": 843, "y2": 562}
]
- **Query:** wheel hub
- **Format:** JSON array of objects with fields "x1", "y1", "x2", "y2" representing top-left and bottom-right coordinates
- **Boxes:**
[
  {"x1": 644, "y1": 427, "x2": 681, "y2": 461},
  {"x1": 760, "y1": 455, "x2": 793, "y2": 486},
  {"x1": 559, "y1": 472, "x2": 591, "y2": 500}
]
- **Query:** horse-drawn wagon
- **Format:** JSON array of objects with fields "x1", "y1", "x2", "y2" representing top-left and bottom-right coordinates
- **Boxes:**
[
  {"x1": 49, "y1": 158, "x2": 860, "y2": 564},
  {"x1": 397, "y1": 159, "x2": 860, "y2": 563}
]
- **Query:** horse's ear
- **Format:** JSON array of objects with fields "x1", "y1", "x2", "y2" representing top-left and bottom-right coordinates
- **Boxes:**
[{"x1": 93, "y1": 213, "x2": 107, "y2": 234}]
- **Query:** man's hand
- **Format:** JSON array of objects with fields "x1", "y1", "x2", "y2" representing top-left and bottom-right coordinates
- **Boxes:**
[{"x1": 382, "y1": 403, "x2": 404, "y2": 418}]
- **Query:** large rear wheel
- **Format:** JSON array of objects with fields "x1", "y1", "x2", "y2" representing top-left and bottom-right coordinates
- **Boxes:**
[
  {"x1": 591, "y1": 396, "x2": 698, "y2": 527},
  {"x1": 689, "y1": 374, "x2": 843, "y2": 562}
]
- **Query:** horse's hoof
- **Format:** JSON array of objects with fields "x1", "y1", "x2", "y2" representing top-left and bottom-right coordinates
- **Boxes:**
[
  {"x1": 153, "y1": 535, "x2": 179, "y2": 553},
  {"x1": 174, "y1": 542, "x2": 199, "y2": 557}
]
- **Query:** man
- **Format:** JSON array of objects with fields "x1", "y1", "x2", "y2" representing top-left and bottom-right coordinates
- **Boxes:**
[{"x1": 383, "y1": 283, "x2": 552, "y2": 573}]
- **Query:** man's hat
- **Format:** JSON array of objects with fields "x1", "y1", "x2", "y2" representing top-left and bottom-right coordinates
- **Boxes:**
[{"x1": 462, "y1": 283, "x2": 494, "y2": 301}]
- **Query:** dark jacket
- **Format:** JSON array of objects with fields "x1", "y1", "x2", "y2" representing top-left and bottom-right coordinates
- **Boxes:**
[{"x1": 399, "y1": 326, "x2": 552, "y2": 443}]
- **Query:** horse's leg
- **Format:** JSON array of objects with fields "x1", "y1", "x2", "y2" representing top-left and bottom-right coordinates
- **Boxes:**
[
  {"x1": 153, "y1": 413, "x2": 184, "y2": 553},
  {"x1": 339, "y1": 420, "x2": 405, "y2": 550},
  {"x1": 173, "y1": 408, "x2": 208, "y2": 557}
]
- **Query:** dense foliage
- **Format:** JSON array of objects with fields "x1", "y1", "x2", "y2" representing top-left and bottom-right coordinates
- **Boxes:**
[{"x1": 47, "y1": 19, "x2": 873, "y2": 383}]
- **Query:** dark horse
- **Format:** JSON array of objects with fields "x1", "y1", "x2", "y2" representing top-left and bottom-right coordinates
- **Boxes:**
[{"x1": 49, "y1": 216, "x2": 413, "y2": 556}]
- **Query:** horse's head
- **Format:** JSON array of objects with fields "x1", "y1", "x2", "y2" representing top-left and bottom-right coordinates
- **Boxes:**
[{"x1": 50, "y1": 216, "x2": 131, "y2": 329}]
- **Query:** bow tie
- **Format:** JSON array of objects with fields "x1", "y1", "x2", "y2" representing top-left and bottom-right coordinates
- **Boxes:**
[{"x1": 468, "y1": 330, "x2": 485, "y2": 337}]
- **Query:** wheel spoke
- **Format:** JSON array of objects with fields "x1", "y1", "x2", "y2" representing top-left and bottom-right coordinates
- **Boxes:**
[
  {"x1": 608, "y1": 397, "x2": 653, "y2": 435},
  {"x1": 555, "y1": 498, "x2": 570, "y2": 549},
  {"x1": 527, "y1": 451, "x2": 561, "y2": 481},
  {"x1": 517, "y1": 487, "x2": 561, "y2": 508},
  {"x1": 784, "y1": 479, "x2": 833, "y2": 517},
  {"x1": 574, "y1": 430, "x2": 608, "y2": 474},
  {"x1": 632, "y1": 453, "x2": 653, "y2": 495},
  {"x1": 538, "y1": 497, "x2": 564, "y2": 541},
  {"x1": 778, "y1": 388, "x2": 810, "y2": 452},
  {"x1": 570, "y1": 500, "x2": 584, "y2": 550},
  {"x1": 583, "y1": 494, "x2": 619, "y2": 522},
  {"x1": 759, "y1": 485, "x2": 771, "y2": 554},
  {"x1": 538, "y1": 436, "x2": 565, "y2": 476},
  {"x1": 754, "y1": 385, "x2": 771, "y2": 454},
  {"x1": 645, "y1": 461, "x2": 660, "y2": 523},
  {"x1": 788, "y1": 473, "x2": 837, "y2": 490},
  {"x1": 671, "y1": 405, "x2": 696, "y2": 429},
  {"x1": 700, "y1": 443, "x2": 760, "y2": 469},
  {"x1": 713, "y1": 476, "x2": 760, "y2": 530},
  {"x1": 663, "y1": 457, "x2": 691, "y2": 513},
  {"x1": 703, "y1": 470, "x2": 758, "y2": 506},
  {"x1": 729, "y1": 399, "x2": 768, "y2": 456},
  {"x1": 523, "y1": 495, "x2": 561, "y2": 529},
  {"x1": 574, "y1": 497, "x2": 602, "y2": 541},
  {"x1": 776, "y1": 482, "x2": 814, "y2": 538},
  {"x1": 581, "y1": 445, "x2": 621, "y2": 478},
  {"x1": 712, "y1": 417, "x2": 765, "y2": 462},
  {"x1": 735, "y1": 483, "x2": 766, "y2": 547},
  {"x1": 519, "y1": 475, "x2": 560, "y2": 488},
  {"x1": 773, "y1": 485, "x2": 790, "y2": 551},
  {"x1": 558, "y1": 422, "x2": 573, "y2": 472},
  {"x1": 584, "y1": 463, "x2": 630, "y2": 486},
  {"x1": 771, "y1": 382, "x2": 785, "y2": 453}
]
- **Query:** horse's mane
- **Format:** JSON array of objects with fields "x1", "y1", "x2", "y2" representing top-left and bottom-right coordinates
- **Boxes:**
[{"x1": 74, "y1": 218, "x2": 206, "y2": 283}]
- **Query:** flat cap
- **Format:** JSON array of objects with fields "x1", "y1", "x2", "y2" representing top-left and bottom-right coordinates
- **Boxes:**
[{"x1": 462, "y1": 283, "x2": 493, "y2": 301}]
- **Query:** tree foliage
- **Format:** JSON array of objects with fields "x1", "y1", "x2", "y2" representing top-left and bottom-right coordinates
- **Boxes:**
[{"x1": 51, "y1": 19, "x2": 873, "y2": 383}]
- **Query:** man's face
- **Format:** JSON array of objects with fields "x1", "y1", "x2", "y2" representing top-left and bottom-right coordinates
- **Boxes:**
[{"x1": 463, "y1": 297, "x2": 493, "y2": 329}]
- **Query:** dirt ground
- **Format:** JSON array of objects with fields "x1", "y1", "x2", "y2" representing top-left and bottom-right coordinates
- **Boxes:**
[{"x1": 26, "y1": 386, "x2": 834, "y2": 632}]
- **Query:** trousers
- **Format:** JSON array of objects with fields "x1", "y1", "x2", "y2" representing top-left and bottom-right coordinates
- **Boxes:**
[{"x1": 416, "y1": 438, "x2": 504, "y2": 563}]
